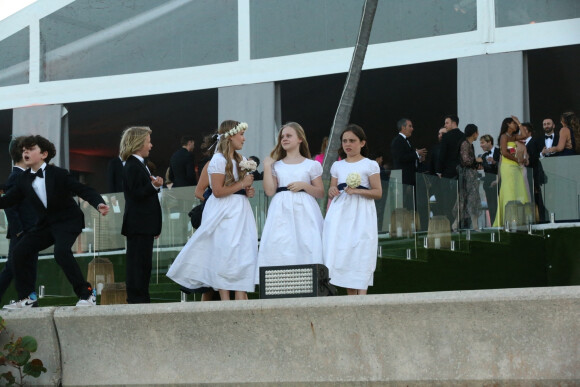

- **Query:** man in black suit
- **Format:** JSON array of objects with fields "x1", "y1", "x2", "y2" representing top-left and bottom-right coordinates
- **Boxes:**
[
  {"x1": 120, "y1": 127, "x2": 163, "y2": 304},
  {"x1": 540, "y1": 117, "x2": 559, "y2": 158},
  {"x1": 0, "y1": 135, "x2": 109, "y2": 309},
  {"x1": 477, "y1": 134, "x2": 500, "y2": 223},
  {"x1": 391, "y1": 118, "x2": 427, "y2": 211},
  {"x1": 436, "y1": 114, "x2": 465, "y2": 224},
  {"x1": 521, "y1": 123, "x2": 547, "y2": 222},
  {"x1": 169, "y1": 136, "x2": 197, "y2": 188},
  {"x1": 0, "y1": 137, "x2": 38, "y2": 305}
]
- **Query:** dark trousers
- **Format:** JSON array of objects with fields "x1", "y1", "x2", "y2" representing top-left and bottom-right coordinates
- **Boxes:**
[
  {"x1": 483, "y1": 183, "x2": 498, "y2": 224},
  {"x1": 126, "y1": 235, "x2": 154, "y2": 304},
  {"x1": 0, "y1": 235, "x2": 38, "y2": 303},
  {"x1": 438, "y1": 177, "x2": 458, "y2": 226},
  {"x1": 12, "y1": 227, "x2": 90, "y2": 300}
]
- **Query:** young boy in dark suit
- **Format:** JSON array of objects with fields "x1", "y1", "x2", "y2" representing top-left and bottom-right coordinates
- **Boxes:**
[
  {"x1": 119, "y1": 127, "x2": 163, "y2": 303},
  {"x1": 0, "y1": 137, "x2": 38, "y2": 305},
  {"x1": 0, "y1": 135, "x2": 109, "y2": 309}
]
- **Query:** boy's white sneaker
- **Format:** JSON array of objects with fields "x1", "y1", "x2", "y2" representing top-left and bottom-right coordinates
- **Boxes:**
[
  {"x1": 3, "y1": 297, "x2": 38, "y2": 310},
  {"x1": 76, "y1": 290, "x2": 96, "y2": 307}
]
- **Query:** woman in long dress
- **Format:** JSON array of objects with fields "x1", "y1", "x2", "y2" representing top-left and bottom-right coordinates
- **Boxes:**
[
  {"x1": 256, "y1": 122, "x2": 324, "y2": 283},
  {"x1": 453, "y1": 124, "x2": 481, "y2": 231},
  {"x1": 167, "y1": 120, "x2": 258, "y2": 300},
  {"x1": 493, "y1": 117, "x2": 530, "y2": 227},
  {"x1": 322, "y1": 124, "x2": 382, "y2": 295}
]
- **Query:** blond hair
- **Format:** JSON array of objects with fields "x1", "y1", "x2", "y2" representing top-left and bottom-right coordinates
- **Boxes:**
[
  {"x1": 216, "y1": 120, "x2": 244, "y2": 186},
  {"x1": 119, "y1": 126, "x2": 152, "y2": 161},
  {"x1": 270, "y1": 122, "x2": 312, "y2": 161}
]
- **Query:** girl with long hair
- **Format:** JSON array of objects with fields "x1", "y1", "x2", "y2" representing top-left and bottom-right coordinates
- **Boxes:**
[
  {"x1": 167, "y1": 120, "x2": 258, "y2": 300},
  {"x1": 547, "y1": 111, "x2": 579, "y2": 156},
  {"x1": 322, "y1": 124, "x2": 382, "y2": 295},
  {"x1": 255, "y1": 122, "x2": 325, "y2": 283}
]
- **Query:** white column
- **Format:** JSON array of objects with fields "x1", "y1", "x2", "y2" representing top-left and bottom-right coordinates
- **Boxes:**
[
  {"x1": 458, "y1": 51, "x2": 529, "y2": 154},
  {"x1": 218, "y1": 82, "x2": 280, "y2": 161},
  {"x1": 12, "y1": 104, "x2": 69, "y2": 168}
]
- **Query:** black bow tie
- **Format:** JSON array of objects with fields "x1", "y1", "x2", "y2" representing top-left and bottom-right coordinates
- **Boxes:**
[
  {"x1": 33, "y1": 169, "x2": 44, "y2": 178},
  {"x1": 545, "y1": 135, "x2": 553, "y2": 139}
]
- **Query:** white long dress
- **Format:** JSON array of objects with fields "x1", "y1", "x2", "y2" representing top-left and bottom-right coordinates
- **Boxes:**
[
  {"x1": 255, "y1": 159, "x2": 324, "y2": 284},
  {"x1": 322, "y1": 158, "x2": 380, "y2": 289},
  {"x1": 167, "y1": 153, "x2": 258, "y2": 292}
]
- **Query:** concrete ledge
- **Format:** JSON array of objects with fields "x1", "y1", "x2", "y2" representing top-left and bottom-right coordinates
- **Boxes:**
[
  {"x1": 0, "y1": 307, "x2": 61, "y2": 386},
  {"x1": 49, "y1": 286, "x2": 579, "y2": 386}
]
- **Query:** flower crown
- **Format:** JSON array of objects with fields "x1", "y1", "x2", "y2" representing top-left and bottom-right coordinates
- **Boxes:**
[{"x1": 223, "y1": 122, "x2": 248, "y2": 138}]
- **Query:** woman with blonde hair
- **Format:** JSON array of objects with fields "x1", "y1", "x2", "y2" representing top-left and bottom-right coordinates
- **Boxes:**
[
  {"x1": 255, "y1": 122, "x2": 324, "y2": 284},
  {"x1": 167, "y1": 120, "x2": 258, "y2": 300}
]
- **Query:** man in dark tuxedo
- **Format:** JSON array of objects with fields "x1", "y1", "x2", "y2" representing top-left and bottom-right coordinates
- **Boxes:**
[
  {"x1": 540, "y1": 118, "x2": 559, "y2": 158},
  {"x1": 120, "y1": 127, "x2": 163, "y2": 304},
  {"x1": 107, "y1": 155, "x2": 124, "y2": 193},
  {"x1": 436, "y1": 114, "x2": 465, "y2": 224},
  {"x1": 169, "y1": 136, "x2": 197, "y2": 188},
  {"x1": 477, "y1": 134, "x2": 500, "y2": 223},
  {"x1": 521, "y1": 123, "x2": 547, "y2": 222},
  {"x1": 0, "y1": 137, "x2": 38, "y2": 305},
  {"x1": 391, "y1": 118, "x2": 427, "y2": 211},
  {"x1": 0, "y1": 135, "x2": 109, "y2": 309}
]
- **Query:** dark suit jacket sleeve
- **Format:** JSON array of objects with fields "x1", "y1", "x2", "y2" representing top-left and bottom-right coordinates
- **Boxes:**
[
  {"x1": 436, "y1": 135, "x2": 448, "y2": 174},
  {"x1": 186, "y1": 153, "x2": 197, "y2": 185},
  {"x1": 3, "y1": 172, "x2": 24, "y2": 235},
  {"x1": 0, "y1": 177, "x2": 25, "y2": 210},
  {"x1": 63, "y1": 169, "x2": 105, "y2": 210}
]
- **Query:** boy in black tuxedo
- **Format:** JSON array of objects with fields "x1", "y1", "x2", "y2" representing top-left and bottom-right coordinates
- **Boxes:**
[
  {"x1": 120, "y1": 127, "x2": 163, "y2": 304},
  {"x1": 0, "y1": 137, "x2": 38, "y2": 305},
  {"x1": 0, "y1": 135, "x2": 109, "y2": 309}
]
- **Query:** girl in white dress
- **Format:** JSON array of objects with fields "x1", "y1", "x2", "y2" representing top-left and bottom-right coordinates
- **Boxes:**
[
  {"x1": 256, "y1": 122, "x2": 325, "y2": 283},
  {"x1": 323, "y1": 124, "x2": 382, "y2": 295},
  {"x1": 167, "y1": 120, "x2": 258, "y2": 300}
]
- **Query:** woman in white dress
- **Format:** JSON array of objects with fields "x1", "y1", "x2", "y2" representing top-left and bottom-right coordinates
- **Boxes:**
[
  {"x1": 323, "y1": 124, "x2": 382, "y2": 295},
  {"x1": 256, "y1": 122, "x2": 325, "y2": 283},
  {"x1": 167, "y1": 120, "x2": 258, "y2": 300}
]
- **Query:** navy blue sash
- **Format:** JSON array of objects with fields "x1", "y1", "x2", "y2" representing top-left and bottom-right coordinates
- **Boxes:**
[
  {"x1": 234, "y1": 189, "x2": 246, "y2": 196},
  {"x1": 337, "y1": 183, "x2": 368, "y2": 191},
  {"x1": 276, "y1": 187, "x2": 305, "y2": 193}
]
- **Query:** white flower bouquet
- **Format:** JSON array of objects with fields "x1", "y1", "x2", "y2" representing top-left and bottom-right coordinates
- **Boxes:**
[
  {"x1": 346, "y1": 172, "x2": 361, "y2": 188},
  {"x1": 239, "y1": 159, "x2": 257, "y2": 176}
]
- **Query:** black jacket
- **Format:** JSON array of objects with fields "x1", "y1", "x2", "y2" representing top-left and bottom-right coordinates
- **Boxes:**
[
  {"x1": 121, "y1": 155, "x2": 162, "y2": 237},
  {"x1": 391, "y1": 134, "x2": 418, "y2": 186},
  {"x1": 3, "y1": 167, "x2": 37, "y2": 239},
  {"x1": 0, "y1": 164, "x2": 104, "y2": 233},
  {"x1": 436, "y1": 128, "x2": 465, "y2": 178},
  {"x1": 169, "y1": 148, "x2": 197, "y2": 187}
]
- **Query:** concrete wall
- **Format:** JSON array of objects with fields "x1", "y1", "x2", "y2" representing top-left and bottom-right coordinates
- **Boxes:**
[{"x1": 2, "y1": 287, "x2": 579, "y2": 385}]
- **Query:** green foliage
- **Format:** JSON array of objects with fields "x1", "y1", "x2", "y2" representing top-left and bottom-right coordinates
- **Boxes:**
[{"x1": 0, "y1": 316, "x2": 47, "y2": 386}]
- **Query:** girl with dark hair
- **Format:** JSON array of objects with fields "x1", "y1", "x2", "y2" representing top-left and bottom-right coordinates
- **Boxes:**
[
  {"x1": 453, "y1": 124, "x2": 481, "y2": 231},
  {"x1": 168, "y1": 120, "x2": 258, "y2": 301},
  {"x1": 492, "y1": 116, "x2": 530, "y2": 227},
  {"x1": 547, "y1": 111, "x2": 578, "y2": 156},
  {"x1": 255, "y1": 122, "x2": 325, "y2": 282},
  {"x1": 322, "y1": 124, "x2": 382, "y2": 295}
]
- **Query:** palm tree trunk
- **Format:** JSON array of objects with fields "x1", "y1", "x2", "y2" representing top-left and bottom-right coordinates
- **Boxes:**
[{"x1": 321, "y1": 0, "x2": 378, "y2": 181}]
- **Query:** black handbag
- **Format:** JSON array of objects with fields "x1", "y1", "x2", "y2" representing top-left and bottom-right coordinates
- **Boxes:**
[
  {"x1": 188, "y1": 202, "x2": 204, "y2": 229},
  {"x1": 188, "y1": 188, "x2": 212, "y2": 228}
]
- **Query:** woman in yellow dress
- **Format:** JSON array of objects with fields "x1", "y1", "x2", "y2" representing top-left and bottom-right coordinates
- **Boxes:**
[{"x1": 493, "y1": 116, "x2": 531, "y2": 227}]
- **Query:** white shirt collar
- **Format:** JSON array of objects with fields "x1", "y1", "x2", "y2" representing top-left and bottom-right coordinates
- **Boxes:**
[
  {"x1": 31, "y1": 162, "x2": 47, "y2": 175},
  {"x1": 398, "y1": 132, "x2": 407, "y2": 139},
  {"x1": 132, "y1": 154, "x2": 145, "y2": 163}
]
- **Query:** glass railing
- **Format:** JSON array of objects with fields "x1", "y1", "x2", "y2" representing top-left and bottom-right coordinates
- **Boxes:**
[{"x1": 0, "y1": 161, "x2": 577, "y2": 303}]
